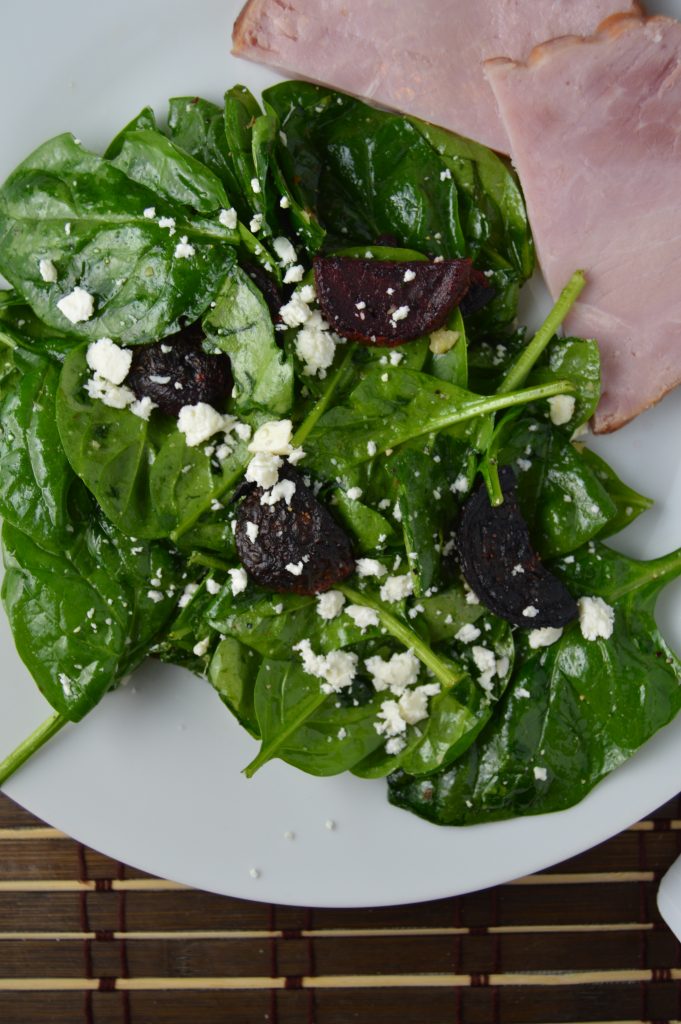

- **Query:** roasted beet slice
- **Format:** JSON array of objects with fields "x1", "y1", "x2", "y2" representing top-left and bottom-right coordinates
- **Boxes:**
[
  {"x1": 126, "y1": 323, "x2": 232, "y2": 416},
  {"x1": 235, "y1": 467, "x2": 355, "y2": 595},
  {"x1": 457, "y1": 467, "x2": 577, "y2": 628},
  {"x1": 313, "y1": 256, "x2": 472, "y2": 347}
]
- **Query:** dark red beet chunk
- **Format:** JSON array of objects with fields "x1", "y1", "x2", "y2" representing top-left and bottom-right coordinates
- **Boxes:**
[
  {"x1": 125, "y1": 323, "x2": 232, "y2": 416},
  {"x1": 244, "y1": 262, "x2": 284, "y2": 323},
  {"x1": 313, "y1": 256, "x2": 472, "y2": 347},
  {"x1": 235, "y1": 467, "x2": 355, "y2": 595},
  {"x1": 459, "y1": 268, "x2": 496, "y2": 316},
  {"x1": 457, "y1": 467, "x2": 577, "y2": 628}
]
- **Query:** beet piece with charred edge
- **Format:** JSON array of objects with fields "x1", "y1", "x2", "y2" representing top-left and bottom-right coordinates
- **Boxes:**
[
  {"x1": 235, "y1": 467, "x2": 356, "y2": 595},
  {"x1": 459, "y1": 267, "x2": 496, "y2": 316},
  {"x1": 313, "y1": 255, "x2": 472, "y2": 347},
  {"x1": 126, "y1": 323, "x2": 232, "y2": 416},
  {"x1": 457, "y1": 467, "x2": 578, "y2": 628}
]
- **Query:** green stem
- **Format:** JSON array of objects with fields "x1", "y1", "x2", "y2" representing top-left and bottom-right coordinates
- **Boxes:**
[
  {"x1": 0, "y1": 713, "x2": 68, "y2": 786},
  {"x1": 499, "y1": 270, "x2": 586, "y2": 394},
  {"x1": 338, "y1": 584, "x2": 465, "y2": 690},
  {"x1": 188, "y1": 551, "x2": 234, "y2": 573},
  {"x1": 292, "y1": 344, "x2": 356, "y2": 447},
  {"x1": 608, "y1": 546, "x2": 681, "y2": 603},
  {"x1": 378, "y1": 379, "x2": 574, "y2": 456}
]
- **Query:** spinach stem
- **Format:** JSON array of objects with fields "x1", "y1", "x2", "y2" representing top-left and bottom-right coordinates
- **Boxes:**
[
  {"x1": 0, "y1": 713, "x2": 68, "y2": 786},
  {"x1": 338, "y1": 584, "x2": 465, "y2": 690},
  {"x1": 499, "y1": 270, "x2": 586, "y2": 394},
  {"x1": 293, "y1": 344, "x2": 355, "y2": 447}
]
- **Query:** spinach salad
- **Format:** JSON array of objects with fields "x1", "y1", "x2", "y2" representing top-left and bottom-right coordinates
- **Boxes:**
[{"x1": 0, "y1": 81, "x2": 679, "y2": 828}]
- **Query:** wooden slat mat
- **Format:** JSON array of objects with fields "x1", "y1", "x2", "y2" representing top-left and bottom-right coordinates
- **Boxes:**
[{"x1": 0, "y1": 794, "x2": 679, "y2": 1024}]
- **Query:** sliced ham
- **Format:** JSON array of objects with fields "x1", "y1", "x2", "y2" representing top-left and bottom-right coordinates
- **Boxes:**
[
  {"x1": 486, "y1": 13, "x2": 681, "y2": 433},
  {"x1": 232, "y1": 0, "x2": 640, "y2": 154}
]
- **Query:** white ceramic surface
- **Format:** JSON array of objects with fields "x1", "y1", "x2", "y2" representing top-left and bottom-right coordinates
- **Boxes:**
[{"x1": 0, "y1": 0, "x2": 679, "y2": 908}]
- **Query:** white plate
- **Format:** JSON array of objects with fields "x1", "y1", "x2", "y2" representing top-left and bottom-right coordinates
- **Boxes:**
[{"x1": 1, "y1": 0, "x2": 680, "y2": 908}]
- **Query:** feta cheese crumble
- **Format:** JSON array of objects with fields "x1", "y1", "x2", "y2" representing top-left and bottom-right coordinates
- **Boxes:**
[
  {"x1": 429, "y1": 328, "x2": 459, "y2": 355},
  {"x1": 533, "y1": 766, "x2": 548, "y2": 782},
  {"x1": 379, "y1": 574, "x2": 413, "y2": 603},
  {"x1": 228, "y1": 567, "x2": 248, "y2": 595},
  {"x1": 245, "y1": 521, "x2": 259, "y2": 544},
  {"x1": 86, "y1": 338, "x2": 132, "y2": 385},
  {"x1": 294, "y1": 639, "x2": 358, "y2": 694},
  {"x1": 273, "y1": 236, "x2": 297, "y2": 266},
  {"x1": 522, "y1": 605, "x2": 539, "y2": 619},
  {"x1": 295, "y1": 310, "x2": 337, "y2": 377},
  {"x1": 528, "y1": 626, "x2": 563, "y2": 649},
  {"x1": 286, "y1": 561, "x2": 304, "y2": 576},
  {"x1": 548, "y1": 394, "x2": 576, "y2": 426},
  {"x1": 245, "y1": 451, "x2": 282, "y2": 490},
  {"x1": 177, "y1": 403, "x2": 233, "y2": 447},
  {"x1": 390, "y1": 305, "x2": 410, "y2": 323},
  {"x1": 345, "y1": 605, "x2": 379, "y2": 631},
  {"x1": 39, "y1": 258, "x2": 58, "y2": 283},
  {"x1": 219, "y1": 207, "x2": 238, "y2": 230},
  {"x1": 403, "y1": 269, "x2": 416, "y2": 282},
  {"x1": 346, "y1": 487, "x2": 363, "y2": 501},
  {"x1": 193, "y1": 637, "x2": 211, "y2": 657},
  {"x1": 174, "y1": 236, "x2": 195, "y2": 259},
  {"x1": 355, "y1": 558, "x2": 387, "y2": 579},
  {"x1": 365, "y1": 649, "x2": 420, "y2": 694},
  {"x1": 316, "y1": 590, "x2": 345, "y2": 620},
  {"x1": 57, "y1": 286, "x2": 95, "y2": 324},
  {"x1": 248, "y1": 419, "x2": 293, "y2": 456},
  {"x1": 578, "y1": 595, "x2": 615, "y2": 641},
  {"x1": 455, "y1": 623, "x2": 481, "y2": 644}
]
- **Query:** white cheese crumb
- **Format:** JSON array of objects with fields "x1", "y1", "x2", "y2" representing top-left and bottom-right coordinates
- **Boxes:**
[
  {"x1": 286, "y1": 560, "x2": 304, "y2": 576},
  {"x1": 455, "y1": 623, "x2": 481, "y2": 644},
  {"x1": 273, "y1": 236, "x2": 297, "y2": 266},
  {"x1": 440, "y1": 168, "x2": 452, "y2": 181},
  {"x1": 403, "y1": 269, "x2": 416, "y2": 282},
  {"x1": 249, "y1": 867, "x2": 260, "y2": 879},
  {"x1": 451, "y1": 474, "x2": 469, "y2": 494},
  {"x1": 130, "y1": 396, "x2": 157, "y2": 420},
  {"x1": 515, "y1": 686, "x2": 531, "y2": 699},
  {"x1": 249, "y1": 419, "x2": 293, "y2": 456},
  {"x1": 325, "y1": 819, "x2": 336, "y2": 831},
  {"x1": 245, "y1": 451, "x2": 282, "y2": 490},
  {"x1": 294, "y1": 639, "x2": 357, "y2": 694},
  {"x1": 346, "y1": 605, "x2": 379, "y2": 631},
  {"x1": 158, "y1": 216, "x2": 176, "y2": 235},
  {"x1": 193, "y1": 636, "x2": 210, "y2": 657},
  {"x1": 548, "y1": 394, "x2": 576, "y2": 426},
  {"x1": 249, "y1": 213, "x2": 263, "y2": 233},
  {"x1": 379, "y1": 574, "x2": 413, "y2": 603},
  {"x1": 346, "y1": 486, "x2": 363, "y2": 501},
  {"x1": 177, "y1": 403, "x2": 230, "y2": 447},
  {"x1": 219, "y1": 207, "x2": 238, "y2": 229},
  {"x1": 337, "y1": 727, "x2": 347, "y2": 740},
  {"x1": 205, "y1": 578, "x2": 221, "y2": 596},
  {"x1": 284, "y1": 264, "x2": 304, "y2": 284},
  {"x1": 280, "y1": 291, "x2": 312, "y2": 328},
  {"x1": 516, "y1": 458, "x2": 532, "y2": 472},
  {"x1": 57, "y1": 286, "x2": 95, "y2": 324},
  {"x1": 316, "y1": 590, "x2": 345, "y2": 621},
  {"x1": 533, "y1": 766, "x2": 548, "y2": 782},
  {"x1": 528, "y1": 626, "x2": 563, "y2": 649},
  {"x1": 279, "y1": 196, "x2": 290, "y2": 209},
  {"x1": 578, "y1": 595, "x2": 615, "y2": 641},
  {"x1": 390, "y1": 305, "x2": 410, "y2": 323},
  {"x1": 260, "y1": 478, "x2": 296, "y2": 506},
  {"x1": 365, "y1": 649, "x2": 420, "y2": 694},
  {"x1": 143, "y1": 206, "x2": 156, "y2": 219},
  {"x1": 366, "y1": 440, "x2": 377, "y2": 457},
  {"x1": 385, "y1": 736, "x2": 407, "y2": 755},
  {"x1": 147, "y1": 590, "x2": 164, "y2": 603},
  {"x1": 295, "y1": 311, "x2": 337, "y2": 377},
  {"x1": 85, "y1": 375, "x2": 135, "y2": 410},
  {"x1": 174, "y1": 236, "x2": 195, "y2": 259},
  {"x1": 178, "y1": 583, "x2": 199, "y2": 608},
  {"x1": 250, "y1": 177, "x2": 261, "y2": 194},
  {"x1": 287, "y1": 446, "x2": 306, "y2": 465},
  {"x1": 86, "y1": 338, "x2": 132, "y2": 385},
  {"x1": 429, "y1": 328, "x2": 459, "y2": 355},
  {"x1": 228, "y1": 567, "x2": 248, "y2": 595},
  {"x1": 355, "y1": 558, "x2": 387, "y2": 579},
  {"x1": 245, "y1": 521, "x2": 259, "y2": 544},
  {"x1": 39, "y1": 258, "x2": 58, "y2": 283}
]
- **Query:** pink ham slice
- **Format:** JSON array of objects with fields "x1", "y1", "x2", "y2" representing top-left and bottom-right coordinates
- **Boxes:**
[
  {"x1": 232, "y1": 0, "x2": 640, "y2": 154},
  {"x1": 486, "y1": 13, "x2": 681, "y2": 433}
]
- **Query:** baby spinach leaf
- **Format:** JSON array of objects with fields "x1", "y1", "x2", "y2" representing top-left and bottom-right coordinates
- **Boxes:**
[
  {"x1": 110, "y1": 129, "x2": 230, "y2": 213},
  {"x1": 250, "y1": 658, "x2": 385, "y2": 776},
  {"x1": 104, "y1": 105, "x2": 158, "y2": 159},
  {"x1": 331, "y1": 489, "x2": 394, "y2": 554},
  {"x1": 203, "y1": 264, "x2": 293, "y2": 415},
  {"x1": 527, "y1": 336, "x2": 600, "y2": 430},
  {"x1": 0, "y1": 134, "x2": 234, "y2": 343},
  {"x1": 0, "y1": 349, "x2": 75, "y2": 553},
  {"x1": 577, "y1": 447, "x2": 652, "y2": 539},
  {"x1": 209, "y1": 637, "x2": 261, "y2": 738},
  {"x1": 56, "y1": 345, "x2": 250, "y2": 539},
  {"x1": 2, "y1": 506, "x2": 184, "y2": 722},
  {"x1": 497, "y1": 417, "x2": 617, "y2": 558},
  {"x1": 390, "y1": 447, "x2": 450, "y2": 594},
  {"x1": 388, "y1": 541, "x2": 681, "y2": 824}
]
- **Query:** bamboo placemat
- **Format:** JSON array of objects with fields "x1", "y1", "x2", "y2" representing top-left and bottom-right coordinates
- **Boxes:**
[{"x1": 0, "y1": 793, "x2": 679, "y2": 1024}]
